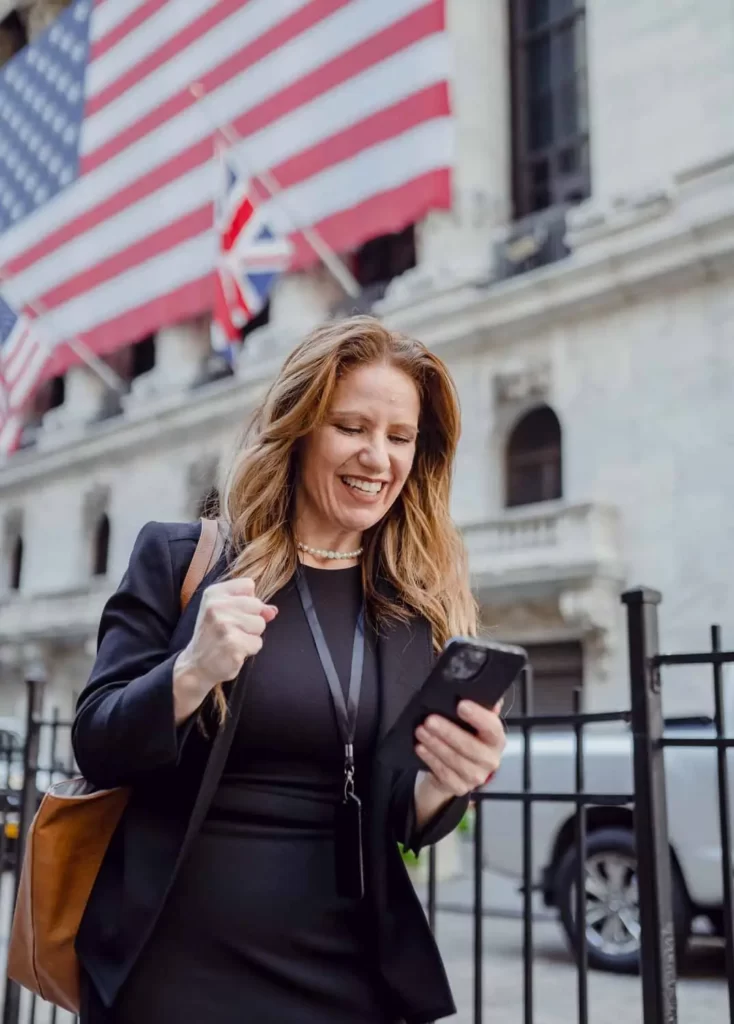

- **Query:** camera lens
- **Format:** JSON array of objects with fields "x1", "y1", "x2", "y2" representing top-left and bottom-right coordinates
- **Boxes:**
[{"x1": 446, "y1": 646, "x2": 488, "y2": 680}]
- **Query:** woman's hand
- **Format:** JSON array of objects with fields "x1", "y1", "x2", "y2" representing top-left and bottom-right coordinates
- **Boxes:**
[
  {"x1": 414, "y1": 700, "x2": 506, "y2": 800},
  {"x1": 172, "y1": 578, "x2": 277, "y2": 723}
]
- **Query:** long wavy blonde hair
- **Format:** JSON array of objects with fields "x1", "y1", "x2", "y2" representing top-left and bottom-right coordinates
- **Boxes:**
[{"x1": 212, "y1": 315, "x2": 477, "y2": 722}]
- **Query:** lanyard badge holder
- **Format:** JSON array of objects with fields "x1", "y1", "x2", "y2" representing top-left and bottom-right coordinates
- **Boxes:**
[{"x1": 296, "y1": 572, "x2": 366, "y2": 900}]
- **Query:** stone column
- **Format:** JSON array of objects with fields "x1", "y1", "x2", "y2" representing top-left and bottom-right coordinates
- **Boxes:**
[{"x1": 417, "y1": 0, "x2": 513, "y2": 283}]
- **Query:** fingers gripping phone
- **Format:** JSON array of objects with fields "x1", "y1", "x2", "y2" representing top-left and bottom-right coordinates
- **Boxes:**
[{"x1": 377, "y1": 637, "x2": 528, "y2": 773}]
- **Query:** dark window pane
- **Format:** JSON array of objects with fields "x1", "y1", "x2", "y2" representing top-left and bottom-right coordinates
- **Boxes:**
[
  {"x1": 505, "y1": 642, "x2": 584, "y2": 721},
  {"x1": 527, "y1": 0, "x2": 550, "y2": 29},
  {"x1": 556, "y1": 23, "x2": 577, "y2": 74},
  {"x1": 528, "y1": 36, "x2": 551, "y2": 95},
  {"x1": 557, "y1": 79, "x2": 579, "y2": 138},
  {"x1": 558, "y1": 146, "x2": 578, "y2": 174},
  {"x1": 511, "y1": 1, "x2": 590, "y2": 219},
  {"x1": 531, "y1": 187, "x2": 551, "y2": 212},
  {"x1": 551, "y1": 0, "x2": 577, "y2": 23},
  {"x1": 532, "y1": 160, "x2": 550, "y2": 184},
  {"x1": 529, "y1": 95, "x2": 553, "y2": 149},
  {"x1": 131, "y1": 336, "x2": 155, "y2": 378},
  {"x1": 93, "y1": 515, "x2": 110, "y2": 577},
  {"x1": 506, "y1": 406, "x2": 562, "y2": 507},
  {"x1": 10, "y1": 536, "x2": 23, "y2": 591}
]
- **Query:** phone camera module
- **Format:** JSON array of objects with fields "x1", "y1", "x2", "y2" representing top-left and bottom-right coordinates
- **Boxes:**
[{"x1": 446, "y1": 646, "x2": 488, "y2": 681}]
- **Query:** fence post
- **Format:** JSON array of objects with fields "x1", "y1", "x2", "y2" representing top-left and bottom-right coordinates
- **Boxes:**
[
  {"x1": 2, "y1": 675, "x2": 45, "y2": 1024},
  {"x1": 622, "y1": 588, "x2": 678, "y2": 1024}
]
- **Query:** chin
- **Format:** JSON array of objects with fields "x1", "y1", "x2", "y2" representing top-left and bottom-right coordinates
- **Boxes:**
[{"x1": 337, "y1": 508, "x2": 386, "y2": 534}]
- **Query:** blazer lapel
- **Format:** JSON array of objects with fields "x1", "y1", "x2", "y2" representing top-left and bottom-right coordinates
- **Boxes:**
[{"x1": 376, "y1": 605, "x2": 434, "y2": 741}]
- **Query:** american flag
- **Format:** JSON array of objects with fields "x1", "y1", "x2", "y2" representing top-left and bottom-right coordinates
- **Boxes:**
[
  {"x1": 211, "y1": 146, "x2": 293, "y2": 364},
  {"x1": 0, "y1": 0, "x2": 453, "y2": 384},
  {"x1": 0, "y1": 293, "x2": 50, "y2": 456}
]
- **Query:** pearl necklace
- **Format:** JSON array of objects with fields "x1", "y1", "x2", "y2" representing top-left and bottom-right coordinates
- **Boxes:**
[{"x1": 297, "y1": 541, "x2": 363, "y2": 561}]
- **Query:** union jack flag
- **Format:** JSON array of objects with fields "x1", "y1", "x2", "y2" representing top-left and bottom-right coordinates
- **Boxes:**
[
  {"x1": 211, "y1": 147, "x2": 293, "y2": 364},
  {"x1": 0, "y1": 294, "x2": 50, "y2": 456}
]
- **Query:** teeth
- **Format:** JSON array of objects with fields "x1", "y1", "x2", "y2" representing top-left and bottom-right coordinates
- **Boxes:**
[{"x1": 342, "y1": 476, "x2": 383, "y2": 495}]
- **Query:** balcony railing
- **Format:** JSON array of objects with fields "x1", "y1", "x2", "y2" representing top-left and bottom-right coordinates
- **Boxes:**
[{"x1": 462, "y1": 501, "x2": 622, "y2": 598}]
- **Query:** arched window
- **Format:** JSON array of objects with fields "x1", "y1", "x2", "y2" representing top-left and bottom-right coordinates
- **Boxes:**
[
  {"x1": 506, "y1": 405, "x2": 562, "y2": 507},
  {"x1": 10, "y1": 536, "x2": 23, "y2": 591},
  {"x1": 92, "y1": 514, "x2": 110, "y2": 577}
]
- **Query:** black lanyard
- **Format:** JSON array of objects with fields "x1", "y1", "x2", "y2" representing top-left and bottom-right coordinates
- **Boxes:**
[
  {"x1": 295, "y1": 570, "x2": 365, "y2": 794},
  {"x1": 296, "y1": 568, "x2": 366, "y2": 898}
]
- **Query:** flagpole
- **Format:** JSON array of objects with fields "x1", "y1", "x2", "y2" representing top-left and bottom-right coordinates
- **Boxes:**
[
  {"x1": 189, "y1": 82, "x2": 362, "y2": 300},
  {"x1": 0, "y1": 269, "x2": 127, "y2": 393}
]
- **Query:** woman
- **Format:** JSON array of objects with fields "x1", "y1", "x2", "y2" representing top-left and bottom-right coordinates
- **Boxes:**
[{"x1": 73, "y1": 315, "x2": 506, "y2": 1024}]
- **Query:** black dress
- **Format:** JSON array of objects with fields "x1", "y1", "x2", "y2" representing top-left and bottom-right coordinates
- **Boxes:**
[{"x1": 101, "y1": 563, "x2": 396, "y2": 1023}]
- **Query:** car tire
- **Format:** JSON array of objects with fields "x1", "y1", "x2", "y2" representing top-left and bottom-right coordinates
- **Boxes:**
[{"x1": 554, "y1": 826, "x2": 691, "y2": 974}]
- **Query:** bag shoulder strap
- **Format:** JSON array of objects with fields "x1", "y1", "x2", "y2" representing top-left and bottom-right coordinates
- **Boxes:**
[{"x1": 180, "y1": 518, "x2": 225, "y2": 612}]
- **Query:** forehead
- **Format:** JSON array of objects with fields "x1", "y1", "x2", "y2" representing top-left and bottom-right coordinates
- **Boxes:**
[{"x1": 331, "y1": 362, "x2": 420, "y2": 420}]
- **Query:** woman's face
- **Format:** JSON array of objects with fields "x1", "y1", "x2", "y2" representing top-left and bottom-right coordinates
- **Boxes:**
[{"x1": 296, "y1": 361, "x2": 421, "y2": 542}]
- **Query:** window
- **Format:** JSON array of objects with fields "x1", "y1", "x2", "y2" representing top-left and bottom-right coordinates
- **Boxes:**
[
  {"x1": 333, "y1": 226, "x2": 416, "y2": 317},
  {"x1": 131, "y1": 335, "x2": 156, "y2": 378},
  {"x1": 510, "y1": 0, "x2": 590, "y2": 217},
  {"x1": 49, "y1": 375, "x2": 66, "y2": 409},
  {"x1": 354, "y1": 225, "x2": 416, "y2": 290},
  {"x1": 506, "y1": 405, "x2": 562, "y2": 507},
  {"x1": 92, "y1": 514, "x2": 110, "y2": 577},
  {"x1": 505, "y1": 641, "x2": 583, "y2": 720},
  {"x1": 9, "y1": 535, "x2": 23, "y2": 591}
]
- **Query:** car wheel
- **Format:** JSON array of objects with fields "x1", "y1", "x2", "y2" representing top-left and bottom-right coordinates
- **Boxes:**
[{"x1": 554, "y1": 826, "x2": 691, "y2": 974}]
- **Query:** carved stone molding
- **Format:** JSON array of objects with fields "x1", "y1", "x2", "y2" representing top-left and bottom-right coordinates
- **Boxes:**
[
  {"x1": 559, "y1": 581, "x2": 621, "y2": 676},
  {"x1": 494, "y1": 362, "x2": 551, "y2": 406}
]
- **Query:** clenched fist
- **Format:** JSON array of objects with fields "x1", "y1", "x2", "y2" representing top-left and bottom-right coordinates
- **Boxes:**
[{"x1": 172, "y1": 577, "x2": 277, "y2": 724}]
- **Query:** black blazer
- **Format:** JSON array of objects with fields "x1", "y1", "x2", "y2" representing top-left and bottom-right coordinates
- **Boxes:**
[{"x1": 72, "y1": 521, "x2": 468, "y2": 1024}]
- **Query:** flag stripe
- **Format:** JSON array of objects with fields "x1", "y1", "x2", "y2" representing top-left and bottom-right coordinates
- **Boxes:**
[
  {"x1": 12, "y1": 117, "x2": 451, "y2": 335},
  {"x1": 87, "y1": 0, "x2": 246, "y2": 115},
  {"x1": 4, "y1": 30, "x2": 446, "y2": 292},
  {"x1": 90, "y1": 0, "x2": 169, "y2": 63},
  {"x1": 90, "y1": 0, "x2": 149, "y2": 44},
  {"x1": 42, "y1": 167, "x2": 446, "y2": 380},
  {"x1": 82, "y1": 0, "x2": 423, "y2": 167},
  {"x1": 0, "y1": 1, "x2": 442, "y2": 272},
  {"x1": 32, "y1": 86, "x2": 447, "y2": 313},
  {"x1": 1, "y1": 0, "x2": 453, "y2": 398}
]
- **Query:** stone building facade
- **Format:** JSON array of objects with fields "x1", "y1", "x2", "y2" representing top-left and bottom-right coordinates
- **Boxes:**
[{"x1": 0, "y1": 0, "x2": 733, "y2": 736}]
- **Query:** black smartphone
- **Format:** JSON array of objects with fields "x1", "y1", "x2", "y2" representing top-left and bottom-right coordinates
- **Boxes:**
[{"x1": 377, "y1": 637, "x2": 527, "y2": 773}]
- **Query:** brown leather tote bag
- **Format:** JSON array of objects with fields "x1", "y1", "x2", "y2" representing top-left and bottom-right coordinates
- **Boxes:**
[{"x1": 6, "y1": 518, "x2": 224, "y2": 1013}]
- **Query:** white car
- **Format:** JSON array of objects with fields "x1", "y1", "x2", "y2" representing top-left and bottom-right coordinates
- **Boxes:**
[{"x1": 482, "y1": 707, "x2": 733, "y2": 973}]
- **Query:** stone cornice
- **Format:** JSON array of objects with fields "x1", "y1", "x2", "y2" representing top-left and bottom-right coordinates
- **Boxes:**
[
  {"x1": 0, "y1": 356, "x2": 281, "y2": 493},
  {"x1": 378, "y1": 153, "x2": 734, "y2": 353}
]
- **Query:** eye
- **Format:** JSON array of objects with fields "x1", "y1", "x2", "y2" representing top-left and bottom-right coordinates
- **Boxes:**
[
  {"x1": 390, "y1": 434, "x2": 414, "y2": 445},
  {"x1": 336, "y1": 425, "x2": 361, "y2": 436}
]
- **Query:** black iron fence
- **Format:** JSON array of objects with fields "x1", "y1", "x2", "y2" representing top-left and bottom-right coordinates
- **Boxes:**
[
  {"x1": 0, "y1": 586, "x2": 732, "y2": 1024},
  {"x1": 421, "y1": 587, "x2": 733, "y2": 1024}
]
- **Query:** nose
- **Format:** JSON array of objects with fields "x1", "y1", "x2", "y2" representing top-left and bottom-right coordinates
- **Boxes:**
[{"x1": 358, "y1": 435, "x2": 390, "y2": 475}]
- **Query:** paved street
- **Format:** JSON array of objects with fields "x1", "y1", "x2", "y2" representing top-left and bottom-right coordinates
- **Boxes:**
[
  {"x1": 436, "y1": 910, "x2": 728, "y2": 1024},
  {"x1": 0, "y1": 864, "x2": 728, "y2": 1023}
]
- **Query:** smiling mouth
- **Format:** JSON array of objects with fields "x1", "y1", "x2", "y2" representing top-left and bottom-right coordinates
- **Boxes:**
[{"x1": 341, "y1": 475, "x2": 386, "y2": 495}]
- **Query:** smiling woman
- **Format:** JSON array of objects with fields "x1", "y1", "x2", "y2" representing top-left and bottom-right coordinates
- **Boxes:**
[
  {"x1": 72, "y1": 315, "x2": 506, "y2": 1024},
  {"x1": 295, "y1": 361, "x2": 420, "y2": 562}
]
